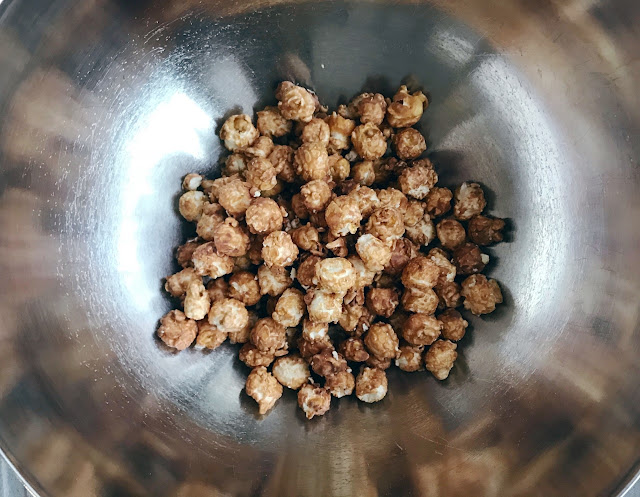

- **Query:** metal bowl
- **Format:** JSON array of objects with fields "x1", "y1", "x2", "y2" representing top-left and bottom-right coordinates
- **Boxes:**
[{"x1": 0, "y1": 1, "x2": 639, "y2": 496}]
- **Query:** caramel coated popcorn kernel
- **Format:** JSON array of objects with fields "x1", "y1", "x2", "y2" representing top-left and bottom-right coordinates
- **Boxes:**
[
  {"x1": 439, "y1": 309, "x2": 469, "y2": 341},
  {"x1": 272, "y1": 354, "x2": 310, "y2": 390},
  {"x1": 157, "y1": 310, "x2": 197, "y2": 350},
  {"x1": 356, "y1": 366, "x2": 388, "y2": 403},
  {"x1": 262, "y1": 231, "x2": 299, "y2": 267},
  {"x1": 399, "y1": 164, "x2": 438, "y2": 200},
  {"x1": 364, "y1": 323, "x2": 400, "y2": 360},
  {"x1": 425, "y1": 340, "x2": 458, "y2": 380},
  {"x1": 276, "y1": 81, "x2": 317, "y2": 122},
  {"x1": 394, "y1": 128, "x2": 427, "y2": 160},
  {"x1": 386, "y1": 85, "x2": 428, "y2": 128},
  {"x1": 461, "y1": 274, "x2": 503, "y2": 315},
  {"x1": 220, "y1": 114, "x2": 259, "y2": 152},
  {"x1": 453, "y1": 182, "x2": 486, "y2": 221},
  {"x1": 246, "y1": 366, "x2": 283, "y2": 414},
  {"x1": 298, "y1": 383, "x2": 331, "y2": 419}
]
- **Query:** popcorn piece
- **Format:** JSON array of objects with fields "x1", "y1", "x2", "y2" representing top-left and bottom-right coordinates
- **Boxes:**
[
  {"x1": 355, "y1": 366, "x2": 388, "y2": 403},
  {"x1": 182, "y1": 173, "x2": 203, "y2": 191},
  {"x1": 348, "y1": 255, "x2": 377, "y2": 289},
  {"x1": 290, "y1": 224, "x2": 320, "y2": 252},
  {"x1": 405, "y1": 215, "x2": 435, "y2": 246},
  {"x1": 385, "y1": 238, "x2": 419, "y2": 276},
  {"x1": 276, "y1": 81, "x2": 317, "y2": 122},
  {"x1": 325, "y1": 234, "x2": 348, "y2": 257},
  {"x1": 468, "y1": 215, "x2": 506, "y2": 246},
  {"x1": 272, "y1": 288, "x2": 305, "y2": 327},
  {"x1": 245, "y1": 157, "x2": 278, "y2": 192},
  {"x1": 453, "y1": 182, "x2": 486, "y2": 221},
  {"x1": 348, "y1": 185, "x2": 380, "y2": 218},
  {"x1": 297, "y1": 335, "x2": 333, "y2": 361},
  {"x1": 261, "y1": 231, "x2": 299, "y2": 267},
  {"x1": 377, "y1": 188, "x2": 409, "y2": 214},
  {"x1": 220, "y1": 114, "x2": 259, "y2": 152},
  {"x1": 296, "y1": 255, "x2": 322, "y2": 288},
  {"x1": 300, "y1": 179, "x2": 332, "y2": 212},
  {"x1": 301, "y1": 117, "x2": 330, "y2": 146},
  {"x1": 404, "y1": 200, "x2": 426, "y2": 227},
  {"x1": 213, "y1": 217, "x2": 250, "y2": 257},
  {"x1": 157, "y1": 310, "x2": 198, "y2": 350},
  {"x1": 195, "y1": 321, "x2": 228, "y2": 350},
  {"x1": 355, "y1": 234, "x2": 392, "y2": 272},
  {"x1": 325, "y1": 370, "x2": 355, "y2": 398},
  {"x1": 366, "y1": 208, "x2": 405, "y2": 242},
  {"x1": 453, "y1": 242, "x2": 487, "y2": 275},
  {"x1": 339, "y1": 337, "x2": 370, "y2": 362},
  {"x1": 244, "y1": 135, "x2": 274, "y2": 160},
  {"x1": 229, "y1": 310, "x2": 258, "y2": 344},
  {"x1": 257, "y1": 106, "x2": 292, "y2": 138},
  {"x1": 326, "y1": 112, "x2": 356, "y2": 153},
  {"x1": 245, "y1": 198, "x2": 283, "y2": 235},
  {"x1": 196, "y1": 203, "x2": 226, "y2": 241},
  {"x1": 325, "y1": 196, "x2": 363, "y2": 237},
  {"x1": 217, "y1": 178, "x2": 252, "y2": 218},
  {"x1": 311, "y1": 348, "x2": 348, "y2": 377},
  {"x1": 228, "y1": 271, "x2": 261, "y2": 306},
  {"x1": 302, "y1": 319, "x2": 329, "y2": 342},
  {"x1": 461, "y1": 274, "x2": 503, "y2": 315},
  {"x1": 425, "y1": 187, "x2": 453, "y2": 218},
  {"x1": 364, "y1": 323, "x2": 399, "y2": 360},
  {"x1": 246, "y1": 366, "x2": 283, "y2": 414},
  {"x1": 291, "y1": 193, "x2": 310, "y2": 220},
  {"x1": 356, "y1": 93, "x2": 387, "y2": 125},
  {"x1": 366, "y1": 287, "x2": 399, "y2": 318},
  {"x1": 339, "y1": 303, "x2": 372, "y2": 336},
  {"x1": 165, "y1": 267, "x2": 199, "y2": 298},
  {"x1": 179, "y1": 191, "x2": 207, "y2": 222},
  {"x1": 184, "y1": 279, "x2": 211, "y2": 320},
  {"x1": 402, "y1": 287, "x2": 439, "y2": 314},
  {"x1": 425, "y1": 340, "x2": 457, "y2": 380},
  {"x1": 272, "y1": 354, "x2": 310, "y2": 390},
  {"x1": 192, "y1": 242, "x2": 234, "y2": 279},
  {"x1": 269, "y1": 145, "x2": 296, "y2": 182},
  {"x1": 386, "y1": 85, "x2": 428, "y2": 128},
  {"x1": 366, "y1": 355, "x2": 392, "y2": 370},
  {"x1": 329, "y1": 154, "x2": 351, "y2": 182},
  {"x1": 239, "y1": 343, "x2": 275, "y2": 367},
  {"x1": 435, "y1": 281, "x2": 463, "y2": 309},
  {"x1": 314, "y1": 257, "x2": 356, "y2": 295},
  {"x1": 294, "y1": 142, "x2": 330, "y2": 181},
  {"x1": 403, "y1": 313, "x2": 442, "y2": 346},
  {"x1": 307, "y1": 289, "x2": 343, "y2": 324},
  {"x1": 208, "y1": 298, "x2": 248, "y2": 333},
  {"x1": 439, "y1": 309, "x2": 469, "y2": 341},
  {"x1": 427, "y1": 247, "x2": 457, "y2": 284},
  {"x1": 250, "y1": 317, "x2": 287, "y2": 353},
  {"x1": 394, "y1": 128, "x2": 426, "y2": 160},
  {"x1": 351, "y1": 123, "x2": 387, "y2": 160},
  {"x1": 176, "y1": 239, "x2": 202, "y2": 268},
  {"x1": 396, "y1": 345, "x2": 424, "y2": 372},
  {"x1": 401, "y1": 256, "x2": 441, "y2": 290},
  {"x1": 297, "y1": 383, "x2": 331, "y2": 419},
  {"x1": 351, "y1": 160, "x2": 376, "y2": 186},
  {"x1": 206, "y1": 278, "x2": 228, "y2": 303},
  {"x1": 399, "y1": 164, "x2": 438, "y2": 199},
  {"x1": 436, "y1": 218, "x2": 466, "y2": 250}
]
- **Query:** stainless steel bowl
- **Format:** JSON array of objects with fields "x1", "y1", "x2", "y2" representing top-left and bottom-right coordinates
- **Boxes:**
[{"x1": 0, "y1": 0, "x2": 639, "y2": 496}]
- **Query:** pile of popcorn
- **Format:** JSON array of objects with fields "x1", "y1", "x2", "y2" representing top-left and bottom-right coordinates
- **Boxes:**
[{"x1": 157, "y1": 81, "x2": 506, "y2": 419}]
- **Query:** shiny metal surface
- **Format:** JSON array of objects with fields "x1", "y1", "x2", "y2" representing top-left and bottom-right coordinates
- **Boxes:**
[{"x1": 0, "y1": 0, "x2": 638, "y2": 496}]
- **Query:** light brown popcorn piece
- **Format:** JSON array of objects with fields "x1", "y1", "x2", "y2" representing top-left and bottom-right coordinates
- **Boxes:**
[
  {"x1": 183, "y1": 279, "x2": 211, "y2": 320},
  {"x1": 244, "y1": 135, "x2": 275, "y2": 160},
  {"x1": 366, "y1": 207, "x2": 405, "y2": 242},
  {"x1": 404, "y1": 200, "x2": 426, "y2": 227},
  {"x1": 276, "y1": 81, "x2": 317, "y2": 122},
  {"x1": 402, "y1": 287, "x2": 439, "y2": 314},
  {"x1": 179, "y1": 191, "x2": 207, "y2": 222},
  {"x1": 261, "y1": 231, "x2": 299, "y2": 267},
  {"x1": 206, "y1": 278, "x2": 228, "y2": 303},
  {"x1": 403, "y1": 313, "x2": 442, "y2": 346},
  {"x1": 364, "y1": 323, "x2": 400, "y2": 360},
  {"x1": 291, "y1": 193, "x2": 310, "y2": 221},
  {"x1": 328, "y1": 154, "x2": 350, "y2": 182},
  {"x1": 245, "y1": 157, "x2": 278, "y2": 192},
  {"x1": 351, "y1": 123, "x2": 387, "y2": 160},
  {"x1": 453, "y1": 242, "x2": 488, "y2": 275},
  {"x1": 356, "y1": 366, "x2": 388, "y2": 403},
  {"x1": 227, "y1": 271, "x2": 261, "y2": 306},
  {"x1": 272, "y1": 288, "x2": 305, "y2": 328},
  {"x1": 311, "y1": 348, "x2": 348, "y2": 377},
  {"x1": 394, "y1": 128, "x2": 426, "y2": 160},
  {"x1": 325, "y1": 195, "x2": 363, "y2": 237},
  {"x1": 250, "y1": 317, "x2": 287, "y2": 353},
  {"x1": 326, "y1": 111, "x2": 356, "y2": 153},
  {"x1": 439, "y1": 309, "x2": 469, "y2": 341},
  {"x1": 212, "y1": 217, "x2": 250, "y2": 257},
  {"x1": 220, "y1": 114, "x2": 259, "y2": 152},
  {"x1": 269, "y1": 145, "x2": 296, "y2": 182},
  {"x1": 427, "y1": 247, "x2": 457, "y2": 284},
  {"x1": 351, "y1": 160, "x2": 376, "y2": 186},
  {"x1": 398, "y1": 164, "x2": 438, "y2": 200},
  {"x1": 294, "y1": 142, "x2": 330, "y2": 181},
  {"x1": 257, "y1": 106, "x2": 292, "y2": 138},
  {"x1": 272, "y1": 354, "x2": 310, "y2": 390},
  {"x1": 461, "y1": 274, "x2": 503, "y2": 315},
  {"x1": 396, "y1": 345, "x2": 424, "y2": 372},
  {"x1": 208, "y1": 297, "x2": 248, "y2": 333},
  {"x1": 301, "y1": 117, "x2": 330, "y2": 146},
  {"x1": 385, "y1": 238, "x2": 419, "y2": 276},
  {"x1": 229, "y1": 310, "x2": 258, "y2": 344},
  {"x1": 377, "y1": 188, "x2": 409, "y2": 215},
  {"x1": 436, "y1": 218, "x2": 466, "y2": 250},
  {"x1": 326, "y1": 370, "x2": 356, "y2": 398},
  {"x1": 297, "y1": 383, "x2": 331, "y2": 419},
  {"x1": 196, "y1": 203, "x2": 226, "y2": 241},
  {"x1": 386, "y1": 85, "x2": 428, "y2": 128},
  {"x1": 355, "y1": 234, "x2": 392, "y2": 272},
  {"x1": 339, "y1": 337, "x2": 370, "y2": 362},
  {"x1": 425, "y1": 340, "x2": 457, "y2": 380},
  {"x1": 295, "y1": 254, "x2": 321, "y2": 288},
  {"x1": 307, "y1": 289, "x2": 343, "y2": 324},
  {"x1": 366, "y1": 287, "x2": 399, "y2": 318},
  {"x1": 290, "y1": 224, "x2": 320, "y2": 252},
  {"x1": 453, "y1": 182, "x2": 487, "y2": 221},
  {"x1": 468, "y1": 215, "x2": 506, "y2": 246},
  {"x1": 298, "y1": 335, "x2": 333, "y2": 361},
  {"x1": 246, "y1": 366, "x2": 283, "y2": 415},
  {"x1": 239, "y1": 343, "x2": 275, "y2": 367},
  {"x1": 348, "y1": 255, "x2": 377, "y2": 289},
  {"x1": 366, "y1": 355, "x2": 392, "y2": 370},
  {"x1": 357, "y1": 93, "x2": 387, "y2": 125},
  {"x1": 217, "y1": 178, "x2": 252, "y2": 218},
  {"x1": 435, "y1": 280, "x2": 463, "y2": 309},
  {"x1": 182, "y1": 173, "x2": 203, "y2": 191},
  {"x1": 338, "y1": 303, "x2": 370, "y2": 336},
  {"x1": 245, "y1": 197, "x2": 283, "y2": 235},
  {"x1": 165, "y1": 267, "x2": 199, "y2": 298},
  {"x1": 425, "y1": 187, "x2": 453, "y2": 218},
  {"x1": 405, "y1": 214, "x2": 436, "y2": 246},
  {"x1": 176, "y1": 239, "x2": 202, "y2": 268},
  {"x1": 300, "y1": 179, "x2": 332, "y2": 212},
  {"x1": 302, "y1": 319, "x2": 329, "y2": 342},
  {"x1": 314, "y1": 257, "x2": 356, "y2": 295},
  {"x1": 157, "y1": 310, "x2": 198, "y2": 350},
  {"x1": 337, "y1": 103, "x2": 358, "y2": 120},
  {"x1": 194, "y1": 320, "x2": 227, "y2": 350},
  {"x1": 348, "y1": 185, "x2": 380, "y2": 218},
  {"x1": 192, "y1": 242, "x2": 234, "y2": 279},
  {"x1": 401, "y1": 256, "x2": 441, "y2": 290}
]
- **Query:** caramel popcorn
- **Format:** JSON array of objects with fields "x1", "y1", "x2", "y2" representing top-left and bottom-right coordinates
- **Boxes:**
[
  {"x1": 311, "y1": 349, "x2": 348, "y2": 377},
  {"x1": 298, "y1": 383, "x2": 331, "y2": 419},
  {"x1": 302, "y1": 319, "x2": 329, "y2": 342},
  {"x1": 157, "y1": 310, "x2": 197, "y2": 350},
  {"x1": 182, "y1": 173, "x2": 203, "y2": 191},
  {"x1": 435, "y1": 280, "x2": 463, "y2": 309},
  {"x1": 276, "y1": 81, "x2": 317, "y2": 122},
  {"x1": 294, "y1": 142, "x2": 330, "y2": 181},
  {"x1": 339, "y1": 303, "x2": 371, "y2": 336},
  {"x1": 386, "y1": 85, "x2": 428, "y2": 128},
  {"x1": 355, "y1": 234, "x2": 392, "y2": 272},
  {"x1": 377, "y1": 188, "x2": 409, "y2": 214},
  {"x1": 453, "y1": 182, "x2": 486, "y2": 220},
  {"x1": 351, "y1": 123, "x2": 387, "y2": 160},
  {"x1": 402, "y1": 287, "x2": 439, "y2": 314},
  {"x1": 298, "y1": 335, "x2": 333, "y2": 360},
  {"x1": 356, "y1": 366, "x2": 388, "y2": 403},
  {"x1": 212, "y1": 217, "x2": 250, "y2": 257},
  {"x1": 325, "y1": 195, "x2": 363, "y2": 236},
  {"x1": 272, "y1": 354, "x2": 310, "y2": 390},
  {"x1": 436, "y1": 218, "x2": 466, "y2": 250},
  {"x1": 366, "y1": 355, "x2": 392, "y2": 370},
  {"x1": 364, "y1": 323, "x2": 399, "y2": 360},
  {"x1": 404, "y1": 215, "x2": 435, "y2": 246},
  {"x1": 325, "y1": 234, "x2": 348, "y2": 257},
  {"x1": 356, "y1": 93, "x2": 387, "y2": 125},
  {"x1": 257, "y1": 106, "x2": 292, "y2": 138},
  {"x1": 394, "y1": 128, "x2": 426, "y2": 160},
  {"x1": 196, "y1": 203, "x2": 226, "y2": 240},
  {"x1": 402, "y1": 313, "x2": 442, "y2": 346},
  {"x1": 246, "y1": 366, "x2": 283, "y2": 414},
  {"x1": 425, "y1": 187, "x2": 453, "y2": 218},
  {"x1": 300, "y1": 179, "x2": 332, "y2": 212},
  {"x1": 427, "y1": 247, "x2": 457, "y2": 284},
  {"x1": 315, "y1": 257, "x2": 356, "y2": 295},
  {"x1": 348, "y1": 185, "x2": 380, "y2": 218},
  {"x1": 468, "y1": 215, "x2": 506, "y2": 246},
  {"x1": 329, "y1": 154, "x2": 351, "y2": 182},
  {"x1": 208, "y1": 298, "x2": 249, "y2": 333},
  {"x1": 307, "y1": 289, "x2": 343, "y2": 324},
  {"x1": 326, "y1": 111, "x2": 356, "y2": 153},
  {"x1": 195, "y1": 321, "x2": 228, "y2": 350},
  {"x1": 301, "y1": 117, "x2": 330, "y2": 146},
  {"x1": 366, "y1": 207, "x2": 405, "y2": 242},
  {"x1": 384, "y1": 238, "x2": 418, "y2": 276},
  {"x1": 217, "y1": 178, "x2": 252, "y2": 218},
  {"x1": 245, "y1": 197, "x2": 283, "y2": 235},
  {"x1": 176, "y1": 239, "x2": 201, "y2": 268},
  {"x1": 229, "y1": 310, "x2": 257, "y2": 344},
  {"x1": 366, "y1": 287, "x2": 399, "y2": 318},
  {"x1": 425, "y1": 340, "x2": 457, "y2": 380},
  {"x1": 351, "y1": 160, "x2": 376, "y2": 186},
  {"x1": 399, "y1": 164, "x2": 438, "y2": 199},
  {"x1": 245, "y1": 157, "x2": 278, "y2": 192},
  {"x1": 228, "y1": 271, "x2": 261, "y2": 306},
  {"x1": 339, "y1": 337, "x2": 370, "y2": 362},
  {"x1": 453, "y1": 242, "x2": 488, "y2": 275},
  {"x1": 244, "y1": 136, "x2": 274, "y2": 160},
  {"x1": 396, "y1": 345, "x2": 424, "y2": 372},
  {"x1": 239, "y1": 343, "x2": 275, "y2": 367},
  {"x1": 401, "y1": 256, "x2": 441, "y2": 291},
  {"x1": 220, "y1": 114, "x2": 259, "y2": 152},
  {"x1": 269, "y1": 145, "x2": 296, "y2": 182},
  {"x1": 206, "y1": 278, "x2": 228, "y2": 303},
  {"x1": 348, "y1": 255, "x2": 377, "y2": 289},
  {"x1": 192, "y1": 242, "x2": 234, "y2": 279},
  {"x1": 461, "y1": 274, "x2": 503, "y2": 315},
  {"x1": 439, "y1": 309, "x2": 469, "y2": 341},
  {"x1": 179, "y1": 191, "x2": 207, "y2": 222},
  {"x1": 165, "y1": 267, "x2": 199, "y2": 298},
  {"x1": 272, "y1": 288, "x2": 305, "y2": 327},
  {"x1": 404, "y1": 200, "x2": 426, "y2": 227},
  {"x1": 184, "y1": 279, "x2": 211, "y2": 320},
  {"x1": 326, "y1": 370, "x2": 356, "y2": 398},
  {"x1": 261, "y1": 231, "x2": 299, "y2": 267},
  {"x1": 290, "y1": 224, "x2": 320, "y2": 252}
]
